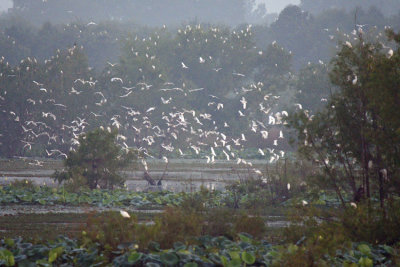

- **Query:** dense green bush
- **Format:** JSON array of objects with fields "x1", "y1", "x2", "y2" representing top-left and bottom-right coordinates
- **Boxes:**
[{"x1": 53, "y1": 128, "x2": 139, "y2": 190}]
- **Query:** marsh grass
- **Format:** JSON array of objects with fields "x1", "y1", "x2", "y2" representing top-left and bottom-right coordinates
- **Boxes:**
[{"x1": 0, "y1": 211, "x2": 156, "y2": 241}]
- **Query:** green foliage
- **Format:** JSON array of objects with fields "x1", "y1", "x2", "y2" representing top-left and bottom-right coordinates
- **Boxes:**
[
  {"x1": 156, "y1": 207, "x2": 203, "y2": 248},
  {"x1": 288, "y1": 30, "x2": 400, "y2": 209},
  {"x1": 48, "y1": 246, "x2": 63, "y2": 263},
  {"x1": 53, "y1": 128, "x2": 139, "y2": 190},
  {"x1": 340, "y1": 200, "x2": 400, "y2": 244},
  {"x1": 233, "y1": 214, "x2": 267, "y2": 239},
  {"x1": 279, "y1": 198, "x2": 400, "y2": 266},
  {"x1": 83, "y1": 211, "x2": 141, "y2": 252},
  {"x1": 0, "y1": 234, "x2": 398, "y2": 266},
  {"x1": 0, "y1": 249, "x2": 15, "y2": 266},
  {"x1": 241, "y1": 251, "x2": 256, "y2": 264},
  {"x1": 9, "y1": 179, "x2": 35, "y2": 189},
  {"x1": 295, "y1": 63, "x2": 333, "y2": 113},
  {"x1": 0, "y1": 184, "x2": 186, "y2": 207}
]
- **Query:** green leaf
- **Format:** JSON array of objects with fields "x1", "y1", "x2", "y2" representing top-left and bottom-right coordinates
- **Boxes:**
[
  {"x1": 357, "y1": 244, "x2": 371, "y2": 256},
  {"x1": 220, "y1": 255, "x2": 229, "y2": 266},
  {"x1": 209, "y1": 253, "x2": 222, "y2": 264},
  {"x1": 173, "y1": 241, "x2": 186, "y2": 251},
  {"x1": 183, "y1": 263, "x2": 198, "y2": 267},
  {"x1": 238, "y1": 233, "x2": 252, "y2": 243},
  {"x1": 154, "y1": 197, "x2": 162, "y2": 205},
  {"x1": 228, "y1": 251, "x2": 241, "y2": 261},
  {"x1": 4, "y1": 238, "x2": 14, "y2": 247},
  {"x1": 382, "y1": 245, "x2": 395, "y2": 255},
  {"x1": 160, "y1": 252, "x2": 179, "y2": 266},
  {"x1": 48, "y1": 247, "x2": 63, "y2": 263},
  {"x1": 229, "y1": 258, "x2": 242, "y2": 267},
  {"x1": 241, "y1": 251, "x2": 256, "y2": 265},
  {"x1": 148, "y1": 241, "x2": 160, "y2": 252},
  {"x1": 0, "y1": 249, "x2": 15, "y2": 266},
  {"x1": 358, "y1": 257, "x2": 373, "y2": 267},
  {"x1": 128, "y1": 251, "x2": 142, "y2": 264},
  {"x1": 343, "y1": 261, "x2": 358, "y2": 267}
]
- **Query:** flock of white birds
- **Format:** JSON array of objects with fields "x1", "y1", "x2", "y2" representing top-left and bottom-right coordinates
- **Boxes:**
[{"x1": 3, "y1": 22, "x2": 392, "y2": 179}]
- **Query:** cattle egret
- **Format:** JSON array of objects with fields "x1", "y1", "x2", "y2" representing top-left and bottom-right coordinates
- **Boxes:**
[
  {"x1": 261, "y1": 131, "x2": 268, "y2": 139},
  {"x1": 240, "y1": 97, "x2": 247, "y2": 109},
  {"x1": 120, "y1": 210, "x2": 130, "y2": 218},
  {"x1": 181, "y1": 62, "x2": 189, "y2": 69},
  {"x1": 368, "y1": 160, "x2": 373, "y2": 169},
  {"x1": 111, "y1": 77, "x2": 123, "y2": 83},
  {"x1": 352, "y1": 75, "x2": 358, "y2": 85}
]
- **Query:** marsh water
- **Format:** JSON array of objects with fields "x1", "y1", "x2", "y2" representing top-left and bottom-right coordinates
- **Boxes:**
[
  {"x1": 0, "y1": 158, "x2": 291, "y2": 228},
  {"x1": 0, "y1": 158, "x2": 270, "y2": 192}
]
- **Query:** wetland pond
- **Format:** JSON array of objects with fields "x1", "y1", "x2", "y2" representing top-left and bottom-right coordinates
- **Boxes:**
[{"x1": 0, "y1": 158, "x2": 290, "y2": 238}]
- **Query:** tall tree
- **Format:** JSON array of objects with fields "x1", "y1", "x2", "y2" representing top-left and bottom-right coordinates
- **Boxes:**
[
  {"x1": 54, "y1": 128, "x2": 138, "y2": 190},
  {"x1": 288, "y1": 30, "x2": 400, "y2": 208}
]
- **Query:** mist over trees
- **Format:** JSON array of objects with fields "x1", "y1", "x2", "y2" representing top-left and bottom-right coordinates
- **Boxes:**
[
  {"x1": 0, "y1": 0, "x2": 399, "y2": 162},
  {"x1": 300, "y1": 0, "x2": 400, "y2": 17},
  {"x1": 10, "y1": 0, "x2": 267, "y2": 27}
]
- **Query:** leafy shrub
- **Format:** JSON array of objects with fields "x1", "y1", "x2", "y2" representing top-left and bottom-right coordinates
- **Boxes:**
[
  {"x1": 179, "y1": 186, "x2": 210, "y2": 213},
  {"x1": 82, "y1": 211, "x2": 163, "y2": 262},
  {"x1": 82, "y1": 211, "x2": 139, "y2": 251},
  {"x1": 157, "y1": 207, "x2": 203, "y2": 248},
  {"x1": 53, "y1": 128, "x2": 139, "y2": 190},
  {"x1": 203, "y1": 208, "x2": 235, "y2": 238},
  {"x1": 341, "y1": 200, "x2": 400, "y2": 244},
  {"x1": 233, "y1": 213, "x2": 267, "y2": 239},
  {"x1": 56, "y1": 168, "x2": 89, "y2": 192}
]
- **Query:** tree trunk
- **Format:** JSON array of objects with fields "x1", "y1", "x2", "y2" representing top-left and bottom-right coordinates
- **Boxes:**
[{"x1": 143, "y1": 171, "x2": 156, "y2": 186}]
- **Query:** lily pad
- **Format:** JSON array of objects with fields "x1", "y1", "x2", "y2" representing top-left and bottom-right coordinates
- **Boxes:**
[
  {"x1": 127, "y1": 251, "x2": 142, "y2": 264},
  {"x1": 241, "y1": 251, "x2": 256, "y2": 265},
  {"x1": 160, "y1": 252, "x2": 179, "y2": 266}
]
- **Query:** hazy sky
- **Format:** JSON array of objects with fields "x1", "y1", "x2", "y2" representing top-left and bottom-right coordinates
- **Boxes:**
[
  {"x1": 0, "y1": 0, "x2": 12, "y2": 12},
  {"x1": 0, "y1": 0, "x2": 301, "y2": 14},
  {"x1": 257, "y1": 0, "x2": 300, "y2": 13}
]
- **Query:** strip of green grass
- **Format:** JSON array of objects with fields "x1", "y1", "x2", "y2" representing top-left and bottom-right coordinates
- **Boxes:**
[{"x1": 0, "y1": 211, "x2": 157, "y2": 240}]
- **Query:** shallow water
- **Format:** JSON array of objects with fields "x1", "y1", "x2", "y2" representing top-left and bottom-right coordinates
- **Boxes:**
[{"x1": 0, "y1": 158, "x2": 269, "y2": 192}]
